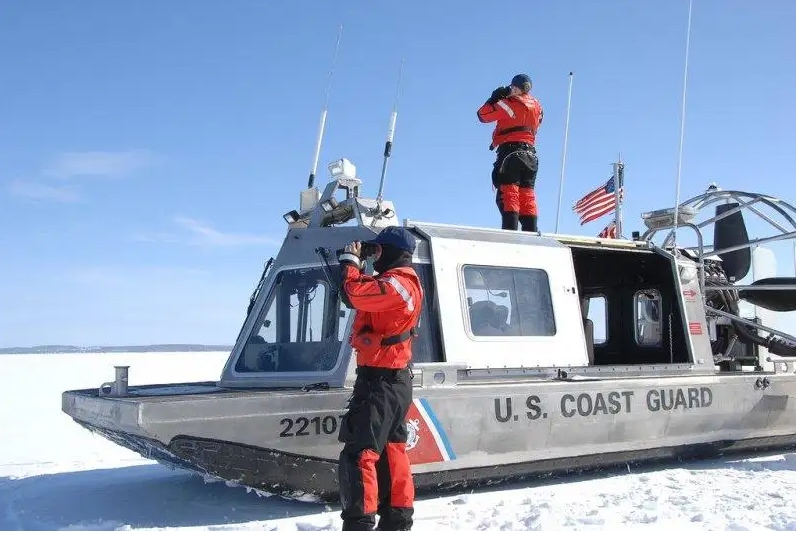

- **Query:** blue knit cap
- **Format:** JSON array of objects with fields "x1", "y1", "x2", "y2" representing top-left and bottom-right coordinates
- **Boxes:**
[
  {"x1": 511, "y1": 74, "x2": 532, "y2": 91},
  {"x1": 369, "y1": 226, "x2": 416, "y2": 253}
]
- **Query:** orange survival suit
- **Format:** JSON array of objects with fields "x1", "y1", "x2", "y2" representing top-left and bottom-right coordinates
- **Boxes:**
[
  {"x1": 336, "y1": 225, "x2": 423, "y2": 531},
  {"x1": 478, "y1": 75, "x2": 544, "y2": 232}
]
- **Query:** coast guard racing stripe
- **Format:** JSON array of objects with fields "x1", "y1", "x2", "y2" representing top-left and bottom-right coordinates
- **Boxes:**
[{"x1": 404, "y1": 398, "x2": 456, "y2": 464}]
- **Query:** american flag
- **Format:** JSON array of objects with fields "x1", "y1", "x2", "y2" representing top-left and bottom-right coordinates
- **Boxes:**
[
  {"x1": 573, "y1": 176, "x2": 624, "y2": 225},
  {"x1": 598, "y1": 221, "x2": 617, "y2": 238}
]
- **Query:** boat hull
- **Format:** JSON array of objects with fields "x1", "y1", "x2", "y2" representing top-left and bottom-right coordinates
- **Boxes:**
[
  {"x1": 62, "y1": 369, "x2": 796, "y2": 500},
  {"x1": 73, "y1": 419, "x2": 793, "y2": 501}
]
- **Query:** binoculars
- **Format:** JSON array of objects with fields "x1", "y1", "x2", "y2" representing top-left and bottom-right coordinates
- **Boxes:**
[{"x1": 335, "y1": 242, "x2": 381, "y2": 260}]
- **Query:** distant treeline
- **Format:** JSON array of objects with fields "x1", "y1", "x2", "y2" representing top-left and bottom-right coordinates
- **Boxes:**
[{"x1": 0, "y1": 344, "x2": 234, "y2": 354}]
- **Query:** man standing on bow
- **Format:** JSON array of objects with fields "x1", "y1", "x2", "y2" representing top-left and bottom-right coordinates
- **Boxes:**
[
  {"x1": 477, "y1": 73, "x2": 544, "y2": 232},
  {"x1": 336, "y1": 226, "x2": 424, "y2": 531}
]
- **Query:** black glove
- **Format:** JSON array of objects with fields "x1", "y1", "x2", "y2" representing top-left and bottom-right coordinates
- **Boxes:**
[{"x1": 487, "y1": 86, "x2": 511, "y2": 105}]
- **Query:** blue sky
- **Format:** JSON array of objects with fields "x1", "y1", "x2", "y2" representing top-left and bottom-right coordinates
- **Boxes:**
[{"x1": 1, "y1": 0, "x2": 794, "y2": 346}]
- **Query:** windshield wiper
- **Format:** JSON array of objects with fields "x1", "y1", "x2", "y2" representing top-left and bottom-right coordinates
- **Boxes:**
[
  {"x1": 315, "y1": 247, "x2": 341, "y2": 295},
  {"x1": 247, "y1": 257, "x2": 274, "y2": 316}
]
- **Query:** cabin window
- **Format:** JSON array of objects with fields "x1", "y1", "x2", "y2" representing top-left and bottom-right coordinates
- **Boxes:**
[
  {"x1": 409, "y1": 262, "x2": 444, "y2": 363},
  {"x1": 236, "y1": 266, "x2": 347, "y2": 373},
  {"x1": 257, "y1": 292, "x2": 277, "y2": 343},
  {"x1": 635, "y1": 289, "x2": 663, "y2": 347},
  {"x1": 585, "y1": 295, "x2": 608, "y2": 344},
  {"x1": 463, "y1": 265, "x2": 556, "y2": 337},
  {"x1": 289, "y1": 281, "x2": 328, "y2": 342},
  {"x1": 338, "y1": 300, "x2": 352, "y2": 341}
]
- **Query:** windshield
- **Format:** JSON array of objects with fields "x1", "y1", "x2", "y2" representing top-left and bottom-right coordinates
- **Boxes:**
[{"x1": 235, "y1": 265, "x2": 351, "y2": 373}]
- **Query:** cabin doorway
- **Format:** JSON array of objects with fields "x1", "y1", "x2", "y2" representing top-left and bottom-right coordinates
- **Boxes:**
[{"x1": 570, "y1": 247, "x2": 691, "y2": 366}]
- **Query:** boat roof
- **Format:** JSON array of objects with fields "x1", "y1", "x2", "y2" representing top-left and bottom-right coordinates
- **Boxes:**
[{"x1": 404, "y1": 219, "x2": 655, "y2": 253}]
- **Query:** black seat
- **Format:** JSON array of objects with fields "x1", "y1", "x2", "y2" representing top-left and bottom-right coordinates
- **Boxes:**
[{"x1": 470, "y1": 301, "x2": 504, "y2": 336}]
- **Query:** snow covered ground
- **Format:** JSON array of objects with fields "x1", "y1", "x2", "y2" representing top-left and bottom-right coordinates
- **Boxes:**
[{"x1": 1, "y1": 351, "x2": 795, "y2": 531}]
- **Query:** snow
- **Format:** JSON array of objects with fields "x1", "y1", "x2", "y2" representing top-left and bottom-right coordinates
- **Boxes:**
[{"x1": 1, "y1": 351, "x2": 795, "y2": 531}]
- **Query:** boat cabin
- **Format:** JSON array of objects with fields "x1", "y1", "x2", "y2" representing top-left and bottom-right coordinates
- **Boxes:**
[{"x1": 218, "y1": 162, "x2": 714, "y2": 389}]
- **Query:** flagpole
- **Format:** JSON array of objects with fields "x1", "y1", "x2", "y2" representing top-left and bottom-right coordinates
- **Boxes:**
[
  {"x1": 555, "y1": 71, "x2": 574, "y2": 234},
  {"x1": 618, "y1": 152, "x2": 624, "y2": 238},
  {"x1": 612, "y1": 159, "x2": 622, "y2": 237}
]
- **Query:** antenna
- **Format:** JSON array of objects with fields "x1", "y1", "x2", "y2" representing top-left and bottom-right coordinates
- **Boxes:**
[
  {"x1": 307, "y1": 24, "x2": 343, "y2": 189},
  {"x1": 376, "y1": 59, "x2": 405, "y2": 202},
  {"x1": 670, "y1": 0, "x2": 693, "y2": 250},
  {"x1": 555, "y1": 71, "x2": 574, "y2": 234}
]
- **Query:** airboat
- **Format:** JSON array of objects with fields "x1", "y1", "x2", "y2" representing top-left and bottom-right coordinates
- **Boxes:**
[{"x1": 62, "y1": 158, "x2": 796, "y2": 500}]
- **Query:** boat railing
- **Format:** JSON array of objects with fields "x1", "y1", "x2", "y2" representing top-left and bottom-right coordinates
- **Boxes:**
[{"x1": 640, "y1": 188, "x2": 796, "y2": 346}]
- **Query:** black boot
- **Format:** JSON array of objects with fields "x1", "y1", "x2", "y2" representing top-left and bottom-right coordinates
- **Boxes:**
[
  {"x1": 341, "y1": 514, "x2": 376, "y2": 531},
  {"x1": 520, "y1": 215, "x2": 538, "y2": 232},
  {"x1": 376, "y1": 507, "x2": 413, "y2": 530},
  {"x1": 501, "y1": 211, "x2": 519, "y2": 231}
]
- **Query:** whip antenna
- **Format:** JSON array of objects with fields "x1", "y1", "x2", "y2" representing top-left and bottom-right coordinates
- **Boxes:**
[
  {"x1": 669, "y1": 0, "x2": 693, "y2": 250},
  {"x1": 555, "y1": 71, "x2": 574, "y2": 234},
  {"x1": 308, "y1": 24, "x2": 343, "y2": 189},
  {"x1": 376, "y1": 59, "x2": 404, "y2": 202}
]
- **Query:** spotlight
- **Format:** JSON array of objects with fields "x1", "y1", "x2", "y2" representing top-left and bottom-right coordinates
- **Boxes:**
[
  {"x1": 283, "y1": 210, "x2": 300, "y2": 224},
  {"x1": 320, "y1": 198, "x2": 339, "y2": 212},
  {"x1": 327, "y1": 158, "x2": 356, "y2": 180}
]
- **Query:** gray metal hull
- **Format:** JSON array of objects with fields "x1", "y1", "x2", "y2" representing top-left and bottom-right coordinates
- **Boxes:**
[{"x1": 62, "y1": 368, "x2": 796, "y2": 500}]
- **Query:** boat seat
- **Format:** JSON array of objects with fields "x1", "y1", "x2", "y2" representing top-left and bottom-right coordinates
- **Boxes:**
[
  {"x1": 241, "y1": 335, "x2": 278, "y2": 371},
  {"x1": 491, "y1": 305, "x2": 510, "y2": 331},
  {"x1": 469, "y1": 300, "x2": 505, "y2": 336}
]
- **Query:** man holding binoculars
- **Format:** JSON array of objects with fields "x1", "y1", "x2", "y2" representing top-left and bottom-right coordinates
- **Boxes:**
[
  {"x1": 477, "y1": 73, "x2": 544, "y2": 232},
  {"x1": 335, "y1": 226, "x2": 424, "y2": 531}
]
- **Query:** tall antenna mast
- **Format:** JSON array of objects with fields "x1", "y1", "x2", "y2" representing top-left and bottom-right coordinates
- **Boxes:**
[
  {"x1": 555, "y1": 71, "x2": 574, "y2": 234},
  {"x1": 376, "y1": 59, "x2": 405, "y2": 202},
  {"x1": 670, "y1": 0, "x2": 694, "y2": 249},
  {"x1": 307, "y1": 24, "x2": 343, "y2": 189}
]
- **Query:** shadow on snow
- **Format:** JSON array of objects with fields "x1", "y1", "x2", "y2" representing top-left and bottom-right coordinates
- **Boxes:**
[
  {"x1": 0, "y1": 450, "x2": 793, "y2": 530},
  {"x1": 0, "y1": 464, "x2": 329, "y2": 531}
]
